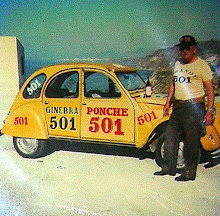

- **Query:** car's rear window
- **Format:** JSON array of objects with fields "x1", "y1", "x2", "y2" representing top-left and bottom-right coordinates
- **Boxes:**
[{"x1": 23, "y1": 73, "x2": 46, "y2": 99}]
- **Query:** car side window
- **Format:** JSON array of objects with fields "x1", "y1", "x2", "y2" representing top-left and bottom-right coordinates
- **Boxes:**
[
  {"x1": 23, "y1": 74, "x2": 46, "y2": 99},
  {"x1": 84, "y1": 71, "x2": 121, "y2": 98},
  {"x1": 45, "y1": 71, "x2": 79, "y2": 98}
]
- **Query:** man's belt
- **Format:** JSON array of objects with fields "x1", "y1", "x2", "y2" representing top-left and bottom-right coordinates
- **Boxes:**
[{"x1": 175, "y1": 97, "x2": 205, "y2": 104}]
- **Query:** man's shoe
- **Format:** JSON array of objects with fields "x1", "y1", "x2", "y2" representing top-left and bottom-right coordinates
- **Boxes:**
[
  {"x1": 204, "y1": 158, "x2": 220, "y2": 168},
  {"x1": 154, "y1": 170, "x2": 175, "y2": 176},
  {"x1": 154, "y1": 170, "x2": 167, "y2": 176},
  {"x1": 175, "y1": 175, "x2": 195, "y2": 182}
]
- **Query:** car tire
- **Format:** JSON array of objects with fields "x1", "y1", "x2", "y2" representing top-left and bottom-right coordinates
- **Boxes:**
[
  {"x1": 155, "y1": 134, "x2": 185, "y2": 169},
  {"x1": 13, "y1": 137, "x2": 47, "y2": 158}
]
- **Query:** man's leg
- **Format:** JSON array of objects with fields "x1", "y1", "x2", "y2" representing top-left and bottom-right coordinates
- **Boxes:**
[
  {"x1": 154, "y1": 110, "x2": 182, "y2": 176},
  {"x1": 175, "y1": 103, "x2": 205, "y2": 181},
  {"x1": 179, "y1": 125, "x2": 200, "y2": 180}
]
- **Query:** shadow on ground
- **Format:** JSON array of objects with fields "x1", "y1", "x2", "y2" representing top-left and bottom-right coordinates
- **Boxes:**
[
  {"x1": 204, "y1": 151, "x2": 220, "y2": 168},
  {"x1": 47, "y1": 139, "x2": 155, "y2": 160},
  {"x1": 45, "y1": 139, "x2": 220, "y2": 168}
]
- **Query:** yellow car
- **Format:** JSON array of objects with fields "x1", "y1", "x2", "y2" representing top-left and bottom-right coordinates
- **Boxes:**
[
  {"x1": 1, "y1": 62, "x2": 219, "y2": 161},
  {"x1": 0, "y1": 63, "x2": 169, "y2": 158}
]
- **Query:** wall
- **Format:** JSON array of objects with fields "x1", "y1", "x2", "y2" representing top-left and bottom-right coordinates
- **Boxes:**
[{"x1": 0, "y1": 36, "x2": 25, "y2": 128}]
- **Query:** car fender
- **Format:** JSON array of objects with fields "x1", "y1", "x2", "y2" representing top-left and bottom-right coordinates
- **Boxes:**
[
  {"x1": 2, "y1": 102, "x2": 48, "y2": 139},
  {"x1": 213, "y1": 102, "x2": 220, "y2": 136},
  {"x1": 134, "y1": 98, "x2": 170, "y2": 148},
  {"x1": 137, "y1": 115, "x2": 170, "y2": 148}
]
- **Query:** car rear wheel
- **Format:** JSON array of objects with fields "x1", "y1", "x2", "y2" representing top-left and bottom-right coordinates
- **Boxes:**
[
  {"x1": 155, "y1": 134, "x2": 185, "y2": 169},
  {"x1": 13, "y1": 137, "x2": 47, "y2": 158}
]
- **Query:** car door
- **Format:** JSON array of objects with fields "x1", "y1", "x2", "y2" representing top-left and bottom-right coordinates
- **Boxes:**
[
  {"x1": 81, "y1": 69, "x2": 135, "y2": 144},
  {"x1": 43, "y1": 70, "x2": 81, "y2": 138}
]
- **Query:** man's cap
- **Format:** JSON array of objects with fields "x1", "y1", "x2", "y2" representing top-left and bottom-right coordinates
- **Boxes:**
[{"x1": 176, "y1": 35, "x2": 197, "y2": 47}]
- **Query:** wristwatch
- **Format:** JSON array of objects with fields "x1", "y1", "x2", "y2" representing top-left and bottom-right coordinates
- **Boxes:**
[
  {"x1": 207, "y1": 108, "x2": 214, "y2": 113},
  {"x1": 207, "y1": 108, "x2": 216, "y2": 118}
]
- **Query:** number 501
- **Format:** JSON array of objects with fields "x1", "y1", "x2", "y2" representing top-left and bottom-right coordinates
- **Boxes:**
[
  {"x1": 50, "y1": 116, "x2": 76, "y2": 130},
  {"x1": 89, "y1": 117, "x2": 124, "y2": 135}
]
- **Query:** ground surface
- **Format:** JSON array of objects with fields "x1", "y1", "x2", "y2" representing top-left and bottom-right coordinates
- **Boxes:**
[{"x1": 0, "y1": 135, "x2": 219, "y2": 216}]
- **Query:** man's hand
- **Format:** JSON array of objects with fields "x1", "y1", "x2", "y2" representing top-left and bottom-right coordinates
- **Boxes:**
[
  {"x1": 163, "y1": 103, "x2": 170, "y2": 116},
  {"x1": 204, "y1": 112, "x2": 214, "y2": 125}
]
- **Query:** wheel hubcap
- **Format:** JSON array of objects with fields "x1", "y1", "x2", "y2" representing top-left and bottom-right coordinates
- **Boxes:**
[{"x1": 17, "y1": 138, "x2": 38, "y2": 154}]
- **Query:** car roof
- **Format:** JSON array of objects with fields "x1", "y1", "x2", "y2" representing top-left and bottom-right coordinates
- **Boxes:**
[{"x1": 32, "y1": 62, "x2": 137, "y2": 77}]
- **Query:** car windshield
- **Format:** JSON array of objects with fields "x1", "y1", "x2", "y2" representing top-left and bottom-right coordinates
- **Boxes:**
[
  {"x1": 116, "y1": 72, "x2": 146, "y2": 91},
  {"x1": 137, "y1": 70, "x2": 151, "y2": 83}
]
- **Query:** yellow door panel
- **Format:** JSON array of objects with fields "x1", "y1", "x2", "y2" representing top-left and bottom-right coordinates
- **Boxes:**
[
  {"x1": 43, "y1": 98, "x2": 80, "y2": 138},
  {"x1": 81, "y1": 69, "x2": 135, "y2": 144},
  {"x1": 42, "y1": 70, "x2": 81, "y2": 138},
  {"x1": 81, "y1": 99, "x2": 134, "y2": 143}
]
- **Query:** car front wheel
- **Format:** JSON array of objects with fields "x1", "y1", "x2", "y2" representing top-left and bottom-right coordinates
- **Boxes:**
[{"x1": 13, "y1": 137, "x2": 47, "y2": 158}]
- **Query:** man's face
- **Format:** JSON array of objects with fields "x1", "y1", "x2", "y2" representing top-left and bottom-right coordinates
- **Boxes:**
[{"x1": 179, "y1": 45, "x2": 197, "y2": 63}]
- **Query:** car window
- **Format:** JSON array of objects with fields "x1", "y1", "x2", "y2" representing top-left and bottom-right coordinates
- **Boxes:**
[
  {"x1": 137, "y1": 70, "x2": 151, "y2": 83},
  {"x1": 23, "y1": 74, "x2": 46, "y2": 99},
  {"x1": 45, "y1": 71, "x2": 79, "y2": 98},
  {"x1": 84, "y1": 71, "x2": 121, "y2": 98}
]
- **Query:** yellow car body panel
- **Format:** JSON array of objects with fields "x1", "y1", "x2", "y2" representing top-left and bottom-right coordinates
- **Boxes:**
[
  {"x1": 2, "y1": 100, "x2": 48, "y2": 139},
  {"x1": 134, "y1": 99, "x2": 169, "y2": 148}
]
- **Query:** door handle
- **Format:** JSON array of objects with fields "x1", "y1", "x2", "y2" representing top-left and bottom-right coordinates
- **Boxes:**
[
  {"x1": 44, "y1": 101, "x2": 49, "y2": 105},
  {"x1": 82, "y1": 102, "x2": 87, "y2": 105}
]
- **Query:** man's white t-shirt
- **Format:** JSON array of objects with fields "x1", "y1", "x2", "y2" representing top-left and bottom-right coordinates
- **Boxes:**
[{"x1": 174, "y1": 57, "x2": 212, "y2": 100}]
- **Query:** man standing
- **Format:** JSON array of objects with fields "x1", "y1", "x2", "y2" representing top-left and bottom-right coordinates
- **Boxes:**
[{"x1": 154, "y1": 35, "x2": 214, "y2": 181}]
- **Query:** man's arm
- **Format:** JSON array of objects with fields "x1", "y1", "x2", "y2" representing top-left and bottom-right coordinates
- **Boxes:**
[{"x1": 203, "y1": 79, "x2": 215, "y2": 125}]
